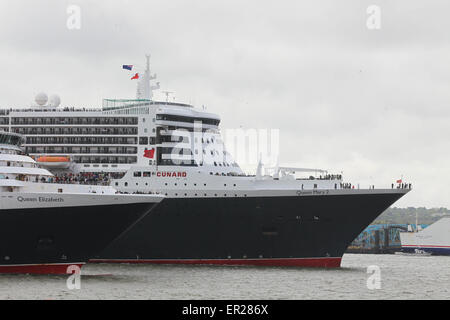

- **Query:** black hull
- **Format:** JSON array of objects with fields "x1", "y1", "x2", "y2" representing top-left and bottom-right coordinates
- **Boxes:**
[
  {"x1": 95, "y1": 192, "x2": 406, "y2": 267},
  {"x1": 0, "y1": 203, "x2": 156, "y2": 274}
]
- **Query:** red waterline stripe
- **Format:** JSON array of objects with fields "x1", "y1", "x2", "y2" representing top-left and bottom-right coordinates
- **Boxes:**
[
  {"x1": 0, "y1": 263, "x2": 84, "y2": 275},
  {"x1": 90, "y1": 257, "x2": 342, "y2": 268}
]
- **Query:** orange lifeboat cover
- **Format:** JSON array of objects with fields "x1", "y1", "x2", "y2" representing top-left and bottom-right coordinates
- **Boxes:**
[{"x1": 36, "y1": 156, "x2": 70, "y2": 163}]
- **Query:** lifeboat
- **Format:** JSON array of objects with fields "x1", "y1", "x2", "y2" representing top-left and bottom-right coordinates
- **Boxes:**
[{"x1": 36, "y1": 156, "x2": 71, "y2": 169}]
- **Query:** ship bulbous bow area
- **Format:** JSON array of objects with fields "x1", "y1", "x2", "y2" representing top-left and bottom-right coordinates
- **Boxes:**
[{"x1": 94, "y1": 189, "x2": 409, "y2": 268}]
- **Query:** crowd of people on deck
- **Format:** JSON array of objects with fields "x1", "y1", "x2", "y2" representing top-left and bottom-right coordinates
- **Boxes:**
[
  {"x1": 319, "y1": 174, "x2": 342, "y2": 180},
  {"x1": 392, "y1": 182, "x2": 412, "y2": 189},
  {"x1": 38, "y1": 172, "x2": 125, "y2": 185}
]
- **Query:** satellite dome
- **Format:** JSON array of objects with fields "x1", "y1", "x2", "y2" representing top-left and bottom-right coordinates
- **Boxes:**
[
  {"x1": 35, "y1": 92, "x2": 48, "y2": 106},
  {"x1": 49, "y1": 94, "x2": 61, "y2": 108}
]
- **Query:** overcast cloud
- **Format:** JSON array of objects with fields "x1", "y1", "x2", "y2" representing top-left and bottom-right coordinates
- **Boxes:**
[{"x1": 0, "y1": 0, "x2": 449, "y2": 208}]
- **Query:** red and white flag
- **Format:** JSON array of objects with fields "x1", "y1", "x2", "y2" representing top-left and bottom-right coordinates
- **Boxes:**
[{"x1": 131, "y1": 73, "x2": 139, "y2": 80}]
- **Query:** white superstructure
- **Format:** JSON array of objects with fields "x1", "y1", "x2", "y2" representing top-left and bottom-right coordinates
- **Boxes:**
[
  {"x1": 0, "y1": 131, "x2": 163, "y2": 210},
  {"x1": 400, "y1": 217, "x2": 450, "y2": 255},
  {"x1": 0, "y1": 55, "x2": 409, "y2": 199}
]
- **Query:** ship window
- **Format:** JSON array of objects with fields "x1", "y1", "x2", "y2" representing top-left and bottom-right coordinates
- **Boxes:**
[
  {"x1": 139, "y1": 137, "x2": 149, "y2": 145},
  {"x1": 134, "y1": 171, "x2": 142, "y2": 177},
  {"x1": 143, "y1": 172, "x2": 151, "y2": 177},
  {"x1": 124, "y1": 182, "x2": 128, "y2": 186}
]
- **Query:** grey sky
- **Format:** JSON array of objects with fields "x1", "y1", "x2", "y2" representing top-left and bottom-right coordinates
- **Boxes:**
[{"x1": 0, "y1": 0, "x2": 449, "y2": 208}]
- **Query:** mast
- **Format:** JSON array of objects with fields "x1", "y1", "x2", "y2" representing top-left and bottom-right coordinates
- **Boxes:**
[{"x1": 136, "y1": 54, "x2": 160, "y2": 101}]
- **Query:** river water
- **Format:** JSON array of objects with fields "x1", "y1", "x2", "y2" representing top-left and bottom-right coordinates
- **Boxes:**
[{"x1": 0, "y1": 254, "x2": 449, "y2": 300}]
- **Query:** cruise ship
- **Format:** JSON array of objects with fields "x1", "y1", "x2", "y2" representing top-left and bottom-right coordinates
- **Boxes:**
[
  {"x1": 0, "y1": 130, "x2": 163, "y2": 274},
  {"x1": 0, "y1": 56, "x2": 411, "y2": 268}
]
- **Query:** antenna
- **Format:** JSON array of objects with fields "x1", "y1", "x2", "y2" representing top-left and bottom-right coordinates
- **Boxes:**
[{"x1": 161, "y1": 91, "x2": 173, "y2": 104}]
